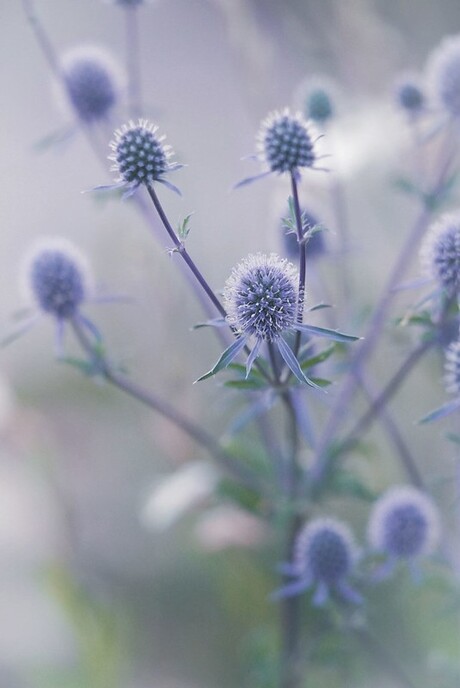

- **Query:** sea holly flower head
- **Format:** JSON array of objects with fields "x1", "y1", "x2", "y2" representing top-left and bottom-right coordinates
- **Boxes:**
[
  {"x1": 304, "y1": 84, "x2": 335, "y2": 124},
  {"x1": 368, "y1": 486, "x2": 440, "y2": 565},
  {"x1": 419, "y1": 214, "x2": 460, "y2": 297},
  {"x1": 427, "y1": 34, "x2": 460, "y2": 119},
  {"x1": 197, "y1": 253, "x2": 360, "y2": 385},
  {"x1": 24, "y1": 238, "x2": 91, "y2": 320},
  {"x1": 445, "y1": 339, "x2": 460, "y2": 395},
  {"x1": 107, "y1": 119, "x2": 182, "y2": 197},
  {"x1": 273, "y1": 518, "x2": 362, "y2": 606},
  {"x1": 224, "y1": 253, "x2": 297, "y2": 342},
  {"x1": 236, "y1": 109, "x2": 323, "y2": 188},
  {"x1": 61, "y1": 46, "x2": 122, "y2": 123},
  {"x1": 394, "y1": 74, "x2": 425, "y2": 117}
]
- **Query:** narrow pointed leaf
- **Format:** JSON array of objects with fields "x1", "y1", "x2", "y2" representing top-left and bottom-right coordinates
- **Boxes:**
[
  {"x1": 246, "y1": 339, "x2": 261, "y2": 378},
  {"x1": 233, "y1": 170, "x2": 272, "y2": 189},
  {"x1": 157, "y1": 178, "x2": 182, "y2": 196},
  {"x1": 192, "y1": 317, "x2": 227, "y2": 330},
  {"x1": 195, "y1": 336, "x2": 247, "y2": 382},
  {"x1": 1, "y1": 316, "x2": 40, "y2": 348},
  {"x1": 295, "y1": 323, "x2": 361, "y2": 343},
  {"x1": 276, "y1": 337, "x2": 322, "y2": 389},
  {"x1": 307, "y1": 303, "x2": 333, "y2": 312},
  {"x1": 300, "y1": 345, "x2": 335, "y2": 371},
  {"x1": 418, "y1": 397, "x2": 460, "y2": 424}
]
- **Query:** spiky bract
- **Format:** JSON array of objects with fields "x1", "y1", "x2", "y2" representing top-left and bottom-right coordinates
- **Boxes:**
[
  {"x1": 368, "y1": 486, "x2": 440, "y2": 559},
  {"x1": 224, "y1": 253, "x2": 298, "y2": 342}
]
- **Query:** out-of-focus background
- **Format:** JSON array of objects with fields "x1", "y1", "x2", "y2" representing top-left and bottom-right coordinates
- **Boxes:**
[{"x1": 1, "y1": 0, "x2": 460, "y2": 686}]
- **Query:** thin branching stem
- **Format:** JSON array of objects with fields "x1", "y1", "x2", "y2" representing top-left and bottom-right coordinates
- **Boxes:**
[
  {"x1": 291, "y1": 172, "x2": 306, "y2": 359},
  {"x1": 70, "y1": 317, "x2": 260, "y2": 490},
  {"x1": 125, "y1": 5, "x2": 143, "y2": 118},
  {"x1": 311, "y1": 134, "x2": 456, "y2": 485}
]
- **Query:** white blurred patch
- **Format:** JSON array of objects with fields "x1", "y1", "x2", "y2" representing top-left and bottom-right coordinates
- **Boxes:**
[
  {"x1": 194, "y1": 504, "x2": 267, "y2": 551},
  {"x1": 140, "y1": 460, "x2": 220, "y2": 532}
]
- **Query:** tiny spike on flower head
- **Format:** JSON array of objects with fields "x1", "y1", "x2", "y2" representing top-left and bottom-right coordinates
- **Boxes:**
[
  {"x1": 445, "y1": 339, "x2": 460, "y2": 395},
  {"x1": 427, "y1": 34, "x2": 460, "y2": 118},
  {"x1": 419, "y1": 214, "x2": 460, "y2": 297},
  {"x1": 109, "y1": 119, "x2": 180, "y2": 194},
  {"x1": 23, "y1": 238, "x2": 91, "y2": 320},
  {"x1": 273, "y1": 518, "x2": 361, "y2": 605},
  {"x1": 368, "y1": 486, "x2": 440, "y2": 560},
  {"x1": 224, "y1": 253, "x2": 298, "y2": 342},
  {"x1": 61, "y1": 46, "x2": 122, "y2": 123},
  {"x1": 258, "y1": 109, "x2": 317, "y2": 174}
]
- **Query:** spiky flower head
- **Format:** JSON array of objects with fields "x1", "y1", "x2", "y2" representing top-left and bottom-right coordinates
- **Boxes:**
[
  {"x1": 61, "y1": 47, "x2": 121, "y2": 123},
  {"x1": 109, "y1": 119, "x2": 177, "y2": 189},
  {"x1": 419, "y1": 214, "x2": 460, "y2": 296},
  {"x1": 294, "y1": 518, "x2": 357, "y2": 585},
  {"x1": 368, "y1": 486, "x2": 440, "y2": 559},
  {"x1": 394, "y1": 74, "x2": 425, "y2": 115},
  {"x1": 258, "y1": 109, "x2": 316, "y2": 174},
  {"x1": 23, "y1": 239, "x2": 91, "y2": 320},
  {"x1": 445, "y1": 339, "x2": 460, "y2": 395},
  {"x1": 223, "y1": 253, "x2": 297, "y2": 342},
  {"x1": 427, "y1": 35, "x2": 460, "y2": 118}
]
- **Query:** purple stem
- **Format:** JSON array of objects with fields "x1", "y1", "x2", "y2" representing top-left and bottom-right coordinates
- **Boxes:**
[{"x1": 310, "y1": 138, "x2": 456, "y2": 485}]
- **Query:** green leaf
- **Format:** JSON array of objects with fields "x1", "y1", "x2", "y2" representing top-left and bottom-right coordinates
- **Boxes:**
[
  {"x1": 445, "y1": 432, "x2": 460, "y2": 445},
  {"x1": 328, "y1": 469, "x2": 376, "y2": 501},
  {"x1": 300, "y1": 345, "x2": 336, "y2": 370},
  {"x1": 177, "y1": 212, "x2": 194, "y2": 241},
  {"x1": 309, "y1": 377, "x2": 332, "y2": 388},
  {"x1": 224, "y1": 378, "x2": 267, "y2": 390},
  {"x1": 217, "y1": 477, "x2": 263, "y2": 514},
  {"x1": 195, "y1": 336, "x2": 247, "y2": 382}
]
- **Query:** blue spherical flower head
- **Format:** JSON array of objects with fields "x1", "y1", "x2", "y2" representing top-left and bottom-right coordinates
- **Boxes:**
[
  {"x1": 274, "y1": 518, "x2": 361, "y2": 606},
  {"x1": 394, "y1": 74, "x2": 425, "y2": 116},
  {"x1": 305, "y1": 86, "x2": 334, "y2": 124},
  {"x1": 25, "y1": 239, "x2": 90, "y2": 320},
  {"x1": 61, "y1": 47, "x2": 121, "y2": 123},
  {"x1": 427, "y1": 35, "x2": 460, "y2": 118},
  {"x1": 368, "y1": 486, "x2": 440, "y2": 576},
  {"x1": 420, "y1": 214, "x2": 460, "y2": 297},
  {"x1": 445, "y1": 339, "x2": 460, "y2": 395},
  {"x1": 259, "y1": 109, "x2": 316, "y2": 174},
  {"x1": 109, "y1": 119, "x2": 181, "y2": 197},
  {"x1": 224, "y1": 253, "x2": 297, "y2": 343},
  {"x1": 197, "y1": 253, "x2": 360, "y2": 385}
]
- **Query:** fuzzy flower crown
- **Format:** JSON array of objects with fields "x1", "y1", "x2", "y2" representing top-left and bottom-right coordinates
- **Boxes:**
[
  {"x1": 23, "y1": 238, "x2": 91, "y2": 320},
  {"x1": 445, "y1": 339, "x2": 460, "y2": 395},
  {"x1": 61, "y1": 46, "x2": 121, "y2": 123},
  {"x1": 427, "y1": 34, "x2": 460, "y2": 118},
  {"x1": 419, "y1": 214, "x2": 460, "y2": 296},
  {"x1": 223, "y1": 253, "x2": 298, "y2": 343},
  {"x1": 258, "y1": 109, "x2": 317, "y2": 174},
  {"x1": 367, "y1": 486, "x2": 440, "y2": 559}
]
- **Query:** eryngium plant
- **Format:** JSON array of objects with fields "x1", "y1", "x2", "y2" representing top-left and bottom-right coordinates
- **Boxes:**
[{"x1": 14, "y1": 4, "x2": 460, "y2": 688}]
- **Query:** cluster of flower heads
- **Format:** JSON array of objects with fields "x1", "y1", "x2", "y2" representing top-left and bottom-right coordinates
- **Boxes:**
[
  {"x1": 107, "y1": 119, "x2": 182, "y2": 197},
  {"x1": 274, "y1": 485, "x2": 441, "y2": 606},
  {"x1": 420, "y1": 214, "x2": 460, "y2": 297},
  {"x1": 61, "y1": 47, "x2": 122, "y2": 123}
]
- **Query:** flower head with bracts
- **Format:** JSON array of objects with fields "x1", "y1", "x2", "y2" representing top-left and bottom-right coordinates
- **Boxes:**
[
  {"x1": 272, "y1": 518, "x2": 362, "y2": 606},
  {"x1": 196, "y1": 253, "x2": 360, "y2": 386},
  {"x1": 235, "y1": 108, "x2": 327, "y2": 188},
  {"x1": 367, "y1": 485, "x2": 441, "y2": 582},
  {"x1": 95, "y1": 119, "x2": 183, "y2": 199},
  {"x1": 3, "y1": 238, "x2": 119, "y2": 358}
]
